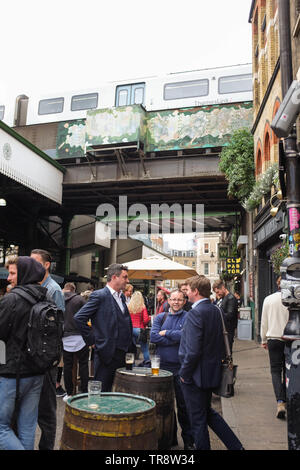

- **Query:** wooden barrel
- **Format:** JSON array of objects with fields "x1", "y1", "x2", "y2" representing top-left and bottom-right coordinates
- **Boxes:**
[
  {"x1": 112, "y1": 368, "x2": 174, "y2": 449},
  {"x1": 60, "y1": 392, "x2": 157, "y2": 450}
]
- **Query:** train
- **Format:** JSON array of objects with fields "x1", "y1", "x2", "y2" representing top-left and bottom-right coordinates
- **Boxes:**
[{"x1": 0, "y1": 63, "x2": 252, "y2": 127}]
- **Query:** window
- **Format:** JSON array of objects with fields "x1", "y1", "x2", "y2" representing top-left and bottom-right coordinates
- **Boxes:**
[
  {"x1": 204, "y1": 243, "x2": 209, "y2": 254},
  {"x1": 38, "y1": 97, "x2": 64, "y2": 115},
  {"x1": 204, "y1": 263, "x2": 209, "y2": 275},
  {"x1": 189, "y1": 251, "x2": 194, "y2": 257},
  {"x1": 164, "y1": 79, "x2": 209, "y2": 100},
  {"x1": 115, "y1": 83, "x2": 145, "y2": 106},
  {"x1": 118, "y1": 89, "x2": 128, "y2": 106},
  {"x1": 71, "y1": 93, "x2": 98, "y2": 111},
  {"x1": 134, "y1": 87, "x2": 144, "y2": 104},
  {"x1": 218, "y1": 74, "x2": 252, "y2": 94},
  {"x1": 0, "y1": 105, "x2": 4, "y2": 120}
]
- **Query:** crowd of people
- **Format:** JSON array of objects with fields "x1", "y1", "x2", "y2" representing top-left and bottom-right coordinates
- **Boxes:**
[{"x1": 0, "y1": 257, "x2": 247, "y2": 450}]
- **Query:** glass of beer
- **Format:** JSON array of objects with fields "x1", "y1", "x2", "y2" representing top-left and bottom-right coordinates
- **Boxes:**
[
  {"x1": 125, "y1": 353, "x2": 135, "y2": 370},
  {"x1": 88, "y1": 380, "x2": 102, "y2": 409},
  {"x1": 151, "y1": 356, "x2": 160, "y2": 376}
]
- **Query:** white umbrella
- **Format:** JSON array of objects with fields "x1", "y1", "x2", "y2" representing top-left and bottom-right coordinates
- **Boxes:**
[
  {"x1": 123, "y1": 255, "x2": 199, "y2": 314},
  {"x1": 124, "y1": 255, "x2": 198, "y2": 280}
]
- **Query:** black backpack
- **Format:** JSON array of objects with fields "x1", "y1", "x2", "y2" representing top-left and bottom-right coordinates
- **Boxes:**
[{"x1": 13, "y1": 287, "x2": 64, "y2": 373}]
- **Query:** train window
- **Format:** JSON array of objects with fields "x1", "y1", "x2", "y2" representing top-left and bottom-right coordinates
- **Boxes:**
[
  {"x1": 115, "y1": 83, "x2": 145, "y2": 106},
  {"x1": 118, "y1": 89, "x2": 128, "y2": 106},
  {"x1": 38, "y1": 97, "x2": 64, "y2": 115},
  {"x1": 134, "y1": 87, "x2": 144, "y2": 104},
  {"x1": 164, "y1": 79, "x2": 209, "y2": 100},
  {"x1": 0, "y1": 105, "x2": 4, "y2": 120},
  {"x1": 218, "y1": 74, "x2": 252, "y2": 94},
  {"x1": 71, "y1": 93, "x2": 98, "y2": 111}
]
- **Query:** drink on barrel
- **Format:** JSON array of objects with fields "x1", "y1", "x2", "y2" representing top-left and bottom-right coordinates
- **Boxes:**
[
  {"x1": 125, "y1": 353, "x2": 135, "y2": 370},
  {"x1": 151, "y1": 356, "x2": 160, "y2": 376}
]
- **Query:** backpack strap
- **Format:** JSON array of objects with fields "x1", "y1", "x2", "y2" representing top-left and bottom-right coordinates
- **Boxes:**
[{"x1": 12, "y1": 287, "x2": 45, "y2": 305}]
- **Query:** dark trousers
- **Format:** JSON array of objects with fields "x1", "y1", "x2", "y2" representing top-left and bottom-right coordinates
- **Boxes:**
[
  {"x1": 63, "y1": 345, "x2": 90, "y2": 395},
  {"x1": 267, "y1": 339, "x2": 286, "y2": 402},
  {"x1": 181, "y1": 382, "x2": 243, "y2": 450},
  {"x1": 38, "y1": 367, "x2": 57, "y2": 450},
  {"x1": 173, "y1": 374, "x2": 194, "y2": 446},
  {"x1": 228, "y1": 330, "x2": 235, "y2": 355},
  {"x1": 94, "y1": 349, "x2": 126, "y2": 392}
]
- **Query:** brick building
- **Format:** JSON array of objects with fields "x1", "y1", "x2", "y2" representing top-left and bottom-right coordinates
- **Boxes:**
[{"x1": 249, "y1": 0, "x2": 284, "y2": 340}]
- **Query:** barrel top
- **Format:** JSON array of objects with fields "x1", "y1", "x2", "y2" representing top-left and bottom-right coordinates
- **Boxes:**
[
  {"x1": 117, "y1": 367, "x2": 173, "y2": 377},
  {"x1": 67, "y1": 392, "x2": 156, "y2": 414}
]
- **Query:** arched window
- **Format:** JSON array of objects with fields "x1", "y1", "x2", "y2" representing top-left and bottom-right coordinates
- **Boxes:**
[
  {"x1": 256, "y1": 147, "x2": 262, "y2": 176},
  {"x1": 264, "y1": 131, "x2": 271, "y2": 165}
]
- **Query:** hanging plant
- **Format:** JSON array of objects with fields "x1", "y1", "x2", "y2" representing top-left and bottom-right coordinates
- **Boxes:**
[
  {"x1": 243, "y1": 163, "x2": 279, "y2": 212},
  {"x1": 219, "y1": 128, "x2": 255, "y2": 202},
  {"x1": 270, "y1": 240, "x2": 289, "y2": 275}
]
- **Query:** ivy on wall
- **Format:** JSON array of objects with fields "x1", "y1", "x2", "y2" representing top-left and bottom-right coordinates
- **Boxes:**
[
  {"x1": 219, "y1": 128, "x2": 255, "y2": 203},
  {"x1": 270, "y1": 240, "x2": 289, "y2": 275}
]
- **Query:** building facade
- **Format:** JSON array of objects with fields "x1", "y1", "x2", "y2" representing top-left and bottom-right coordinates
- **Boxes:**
[
  {"x1": 196, "y1": 233, "x2": 222, "y2": 286},
  {"x1": 249, "y1": 0, "x2": 284, "y2": 340}
]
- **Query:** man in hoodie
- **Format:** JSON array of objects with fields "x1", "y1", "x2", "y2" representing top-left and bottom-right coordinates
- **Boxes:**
[
  {"x1": 62, "y1": 283, "x2": 89, "y2": 402},
  {"x1": 30, "y1": 249, "x2": 65, "y2": 450},
  {"x1": 0, "y1": 256, "x2": 46, "y2": 450},
  {"x1": 150, "y1": 289, "x2": 194, "y2": 450}
]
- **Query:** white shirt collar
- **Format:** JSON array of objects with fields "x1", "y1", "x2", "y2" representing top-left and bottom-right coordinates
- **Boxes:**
[
  {"x1": 106, "y1": 285, "x2": 121, "y2": 297},
  {"x1": 192, "y1": 298, "x2": 209, "y2": 308}
]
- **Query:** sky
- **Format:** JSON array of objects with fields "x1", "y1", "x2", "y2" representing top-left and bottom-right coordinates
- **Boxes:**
[
  {"x1": 1, "y1": 0, "x2": 253, "y2": 249},
  {"x1": 0, "y1": 0, "x2": 252, "y2": 102}
]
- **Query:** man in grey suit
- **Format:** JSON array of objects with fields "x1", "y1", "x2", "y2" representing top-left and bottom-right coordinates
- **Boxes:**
[
  {"x1": 74, "y1": 263, "x2": 134, "y2": 392},
  {"x1": 179, "y1": 275, "x2": 243, "y2": 450}
]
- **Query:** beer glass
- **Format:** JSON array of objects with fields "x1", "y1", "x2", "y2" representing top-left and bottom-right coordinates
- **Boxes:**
[
  {"x1": 88, "y1": 380, "x2": 102, "y2": 409},
  {"x1": 151, "y1": 356, "x2": 160, "y2": 376},
  {"x1": 125, "y1": 353, "x2": 135, "y2": 370}
]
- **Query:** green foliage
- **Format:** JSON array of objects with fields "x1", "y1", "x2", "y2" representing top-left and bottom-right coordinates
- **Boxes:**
[
  {"x1": 219, "y1": 128, "x2": 255, "y2": 202},
  {"x1": 270, "y1": 240, "x2": 289, "y2": 275},
  {"x1": 243, "y1": 163, "x2": 279, "y2": 212}
]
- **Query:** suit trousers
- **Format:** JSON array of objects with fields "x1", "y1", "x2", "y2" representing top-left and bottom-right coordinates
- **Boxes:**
[
  {"x1": 181, "y1": 382, "x2": 243, "y2": 450},
  {"x1": 94, "y1": 349, "x2": 126, "y2": 392}
]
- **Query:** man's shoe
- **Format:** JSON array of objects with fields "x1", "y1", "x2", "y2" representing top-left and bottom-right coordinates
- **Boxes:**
[
  {"x1": 184, "y1": 443, "x2": 195, "y2": 450},
  {"x1": 56, "y1": 385, "x2": 67, "y2": 397},
  {"x1": 276, "y1": 402, "x2": 286, "y2": 419}
]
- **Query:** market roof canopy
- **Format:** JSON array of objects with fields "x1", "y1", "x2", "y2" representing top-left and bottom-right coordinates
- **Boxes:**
[{"x1": 123, "y1": 256, "x2": 198, "y2": 280}]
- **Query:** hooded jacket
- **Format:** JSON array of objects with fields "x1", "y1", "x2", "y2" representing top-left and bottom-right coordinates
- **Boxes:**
[{"x1": 0, "y1": 256, "x2": 47, "y2": 377}]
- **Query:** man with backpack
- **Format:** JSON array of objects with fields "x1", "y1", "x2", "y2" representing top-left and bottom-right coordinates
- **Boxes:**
[
  {"x1": 0, "y1": 256, "x2": 48, "y2": 449},
  {"x1": 30, "y1": 249, "x2": 65, "y2": 450}
]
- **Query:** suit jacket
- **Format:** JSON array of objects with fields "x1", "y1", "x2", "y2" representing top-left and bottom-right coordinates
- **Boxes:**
[
  {"x1": 220, "y1": 293, "x2": 238, "y2": 333},
  {"x1": 74, "y1": 286, "x2": 133, "y2": 365},
  {"x1": 179, "y1": 299, "x2": 225, "y2": 389}
]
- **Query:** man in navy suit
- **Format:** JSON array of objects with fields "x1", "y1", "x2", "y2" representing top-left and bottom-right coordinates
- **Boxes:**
[
  {"x1": 74, "y1": 263, "x2": 134, "y2": 392},
  {"x1": 179, "y1": 275, "x2": 243, "y2": 450}
]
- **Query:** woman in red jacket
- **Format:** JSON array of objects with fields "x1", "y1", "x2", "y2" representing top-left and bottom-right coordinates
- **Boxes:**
[{"x1": 128, "y1": 291, "x2": 150, "y2": 361}]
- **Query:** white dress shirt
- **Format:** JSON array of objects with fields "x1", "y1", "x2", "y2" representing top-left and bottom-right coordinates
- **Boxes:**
[{"x1": 106, "y1": 284, "x2": 125, "y2": 313}]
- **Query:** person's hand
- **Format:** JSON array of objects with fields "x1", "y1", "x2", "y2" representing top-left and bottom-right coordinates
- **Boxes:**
[
  {"x1": 180, "y1": 377, "x2": 184, "y2": 383},
  {"x1": 261, "y1": 343, "x2": 268, "y2": 350},
  {"x1": 159, "y1": 330, "x2": 167, "y2": 336}
]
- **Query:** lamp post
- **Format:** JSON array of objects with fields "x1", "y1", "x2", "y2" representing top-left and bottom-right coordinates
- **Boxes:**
[{"x1": 270, "y1": 0, "x2": 300, "y2": 450}]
